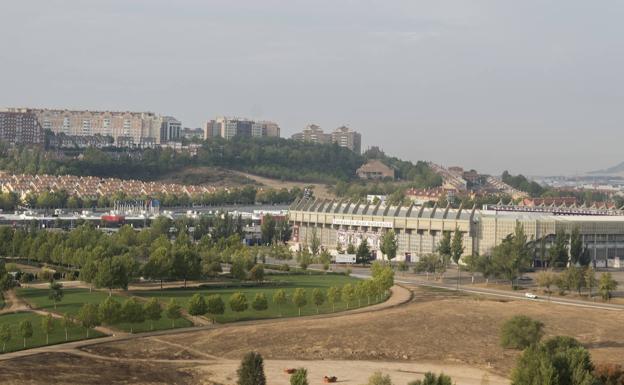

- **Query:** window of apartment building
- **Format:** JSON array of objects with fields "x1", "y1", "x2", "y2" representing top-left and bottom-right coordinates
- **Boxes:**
[
  {"x1": 123, "y1": 119, "x2": 131, "y2": 135},
  {"x1": 62, "y1": 117, "x2": 70, "y2": 133},
  {"x1": 82, "y1": 119, "x2": 91, "y2": 133}
]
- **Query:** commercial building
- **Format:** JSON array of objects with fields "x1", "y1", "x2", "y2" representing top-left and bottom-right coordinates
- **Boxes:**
[
  {"x1": 204, "y1": 117, "x2": 280, "y2": 140},
  {"x1": 289, "y1": 197, "x2": 624, "y2": 266},
  {"x1": 4, "y1": 108, "x2": 180, "y2": 146},
  {"x1": 0, "y1": 110, "x2": 44, "y2": 145},
  {"x1": 291, "y1": 125, "x2": 362, "y2": 153}
]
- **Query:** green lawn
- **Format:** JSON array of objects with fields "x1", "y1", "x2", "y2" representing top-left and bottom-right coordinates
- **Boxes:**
[
  {"x1": 0, "y1": 311, "x2": 104, "y2": 354},
  {"x1": 16, "y1": 288, "x2": 192, "y2": 333},
  {"x1": 133, "y1": 274, "x2": 387, "y2": 323}
]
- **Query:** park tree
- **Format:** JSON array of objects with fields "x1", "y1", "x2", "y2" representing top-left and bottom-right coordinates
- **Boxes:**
[
  {"x1": 599, "y1": 272, "x2": 618, "y2": 301},
  {"x1": 98, "y1": 297, "x2": 122, "y2": 325},
  {"x1": 356, "y1": 238, "x2": 371, "y2": 264},
  {"x1": 61, "y1": 313, "x2": 72, "y2": 341},
  {"x1": 172, "y1": 245, "x2": 200, "y2": 288},
  {"x1": 290, "y1": 368, "x2": 308, "y2": 385},
  {"x1": 564, "y1": 266, "x2": 586, "y2": 295},
  {"x1": 346, "y1": 243, "x2": 356, "y2": 254},
  {"x1": 511, "y1": 336, "x2": 597, "y2": 385},
  {"x1": 143, "y1": 247, "x2": 172, "y2": 289},
  {"x1": 292, "y1": 288, "x2": 307, "y2": 316},
  {"x1": 354, "y1": 281, "x2": 367, "y2": 307},
  {"x1": 19, "y1": 320, "x2": 33, "y2": 348},
  {"x1": 41, "y1": 313, "x2": 55, "y2": 345},
  {"x1": 231, "y1": 255, "x2": 250, "y2": 280},
  {"x1": 309, "y1": 228, "x2": 321, "y2": 256},
  {"x1": 414, "y1": 253, "x2": 444, "y2": 280},
  {"x1": 143, "y1": 298, "x2": 162, "y2": 331},
  {"x1": 0, "y1": 324, "x2": 12, "y2": 352},
  {"x1": 500, "y1": 315, "x2": 545, "y2": 350},
  {"x1": 327, "y1": 286, "x2": 341, "y2": 311},
  {"x1": 188, "y1": 293, "x2": 208, "y2": 319},
  {"x1": 341, "y1": 283, "x2": 355, "y2": 309},
  {"x1": 48, "y1": 281, "x2": 64, "y2": 309},
  {"x1": 548, "y1": 229, "x2": 569, "y2": 268},
  {"x1": 371, "y1": 261, "x2": 394, "y2": 293},
  {"x1": 579, "y1": 247, "x2": 592, "y2": 267},
  {"x1": 229, "y1": 292, "x2": 249, "y2": 313},
  {"x1": 272, "y1": 289, "x2": 287, "y2": 316},
  {"x1": 311, "y1": 288, "x2": 326, "y2": 313},
  {"x1": 462, "y1": 253, "x2": 480, "y2": 284},
  {"x1": 166, "y1": 299, "x2": 182, "y2": 328},
  {"x1": 251, "y1": 293, "x2": 269, "y2": 312},
  {"x1": 380, "y1": 230, "x2": 398, "y2": 263},
  {"x1": 237, "y1": 351, "x2": 266, "y2": 385},
  {"x1": 80, "y1": 258, "x2": 98, "y2": 292},
  {"x1": 121, "y1": 298, "x2": 145, "y2": 333},
  {"x1": 492, "y1": 224, "x2": 532, "y2": 288},
  {"x1": 95, "y1": 256, "x2": 129, "y2": 295},
  {"x1": 206, "y1": 295, "x2": 225, "y2": 323},
  {"x1": 409, "y1": 372, "x2": 453, "y2": 385},
  {"x1": 296, "y1": 249, "x2": 313, "y2": 270},
  {"x1": 451, "y1": 228, "x2": 464, "y2": 287},
  {"x1": 536, "y1": 271, "x2": 556, "y2": 298},
  {"x1": 248, "y1": 264, "x2": 265, "y2": 283},
  {"x1": 437, "y1": 231, "x2": 452, "y2": 267},
  {"x1": 261, "y1": 215, "x2": 276, "y2": 245},
  {"x1": 77, "y1": 303, "x2": 101, "y2": 337},
  {"x1": 585, "y1": 268, "x2": 597, "y2": 298},
  {"x1": 569, "y1": 226, "x2": 583, "y2": 266}
]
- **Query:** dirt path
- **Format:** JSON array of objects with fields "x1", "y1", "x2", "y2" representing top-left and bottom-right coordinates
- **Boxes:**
[{"x1": 0, "y1": 290, "x2": 30, "y2": 314}]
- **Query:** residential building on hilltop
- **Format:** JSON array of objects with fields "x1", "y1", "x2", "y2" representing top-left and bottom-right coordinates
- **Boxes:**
[
  {"x1": 356, "y1": 160, "x2": 395, "y2": 180},
  {"x1": 0, "y1": 110, "x2": 44, "y2": 145},
  {"x1": 291, "y1": 124, "x2": 362, "y2": 153},
  {"x1": 4, "y1": 108, "x2": 181, "y2": 147},
  {"x1": 204, "y1": 117, "x2": 280, "y2": 140}
]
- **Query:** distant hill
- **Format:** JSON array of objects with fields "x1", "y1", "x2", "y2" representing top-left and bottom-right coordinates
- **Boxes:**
[{"x1": 588, "y1": 161, "x2": 624, "y2": 175}]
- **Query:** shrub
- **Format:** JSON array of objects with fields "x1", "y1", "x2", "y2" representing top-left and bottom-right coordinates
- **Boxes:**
[
  {"x1": 237, "y1": 351, "x2": 266, "y2": 385},
  {"x1": 500, "y1": 315, "x2": 544, "y2": 350}
]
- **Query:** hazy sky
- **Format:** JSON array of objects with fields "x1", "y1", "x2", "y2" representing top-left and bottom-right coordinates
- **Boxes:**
[{"x1": 2, "y1": 1, "x2": 623, "y2": 176}]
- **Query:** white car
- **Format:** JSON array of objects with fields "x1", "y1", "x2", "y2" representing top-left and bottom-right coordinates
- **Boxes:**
[{"x1": 525, "y1": 292, "x2": 538, "y2": 299}]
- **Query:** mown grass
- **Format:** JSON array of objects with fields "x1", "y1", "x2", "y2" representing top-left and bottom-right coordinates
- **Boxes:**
[
  {"x1": 0, "y1": 311, "x2": 104, "y2": 354},
  {"x1": 16, "y1": 288, "x2": 192, "y2": 333},
  {"x1": 133, "y1": 274, "x2": 386, "y2": 323}
]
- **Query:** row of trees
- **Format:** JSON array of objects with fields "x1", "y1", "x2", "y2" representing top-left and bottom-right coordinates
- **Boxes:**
[
  {"x1": 535, "y1": 268, "x2": 618, "y2": 300},
  {"x1": 0, "y1": 313, "x2": 75, "y2": 351}
]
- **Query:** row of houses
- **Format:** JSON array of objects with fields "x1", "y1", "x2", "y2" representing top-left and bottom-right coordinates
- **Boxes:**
[{"x1": 0, "y1": 173, "x2": 220, "y2": 201}]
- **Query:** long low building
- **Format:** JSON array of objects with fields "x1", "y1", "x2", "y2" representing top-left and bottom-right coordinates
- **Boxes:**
[{"x1": 288, "y1": 198, "x2": 624, "y2": 266}]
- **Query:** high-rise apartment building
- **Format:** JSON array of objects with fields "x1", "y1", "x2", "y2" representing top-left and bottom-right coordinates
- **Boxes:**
[
  {"x1": 5, "y1": 108, "x2": 181, "y2": 146},
  {"x1": 0, "y1": 110, "x2": 44, "y2": 145},
  {"x1": 291, "y1": 124, "x2": 361, "y2": 153},
  {"x1": 331, "y1": 126, "x2": 361, "y2": 154},
  {"x1": 204, "y1": 117, "x2": 281, "y2": 140}
]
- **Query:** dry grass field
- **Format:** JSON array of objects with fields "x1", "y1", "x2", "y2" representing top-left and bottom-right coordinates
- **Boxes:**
[{"x1": 1, "y1": 286, "x2": 622, "y2": 385}]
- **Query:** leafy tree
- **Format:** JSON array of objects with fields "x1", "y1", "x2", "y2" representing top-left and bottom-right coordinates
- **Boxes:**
[
  {"x1": 380, "y1": 230, "x2": 398, "y2": 263},
  {"x1": 367, "y1": 371, "x2": 393, "y2": 385},
  {"x1": 188, "y1": 293, "x2": 208, "y2": 319},
  {"x1": 249, "y1": 264, "x2": 265, "y2": 282},
  {"x1": 292, "y1": 288, "x2": 307, "y2": 316},
  {"x1": 437, "y1": 231, "x2": 452, "y2": 267},
  {"x1": 121, "y1": 298, "x2": 145, "y2": 333},
  {"x1": 585, "y1": 268, "x2": 597, "y2": 298},
  {"x1": 290, "y1": 368, "x2": 308, "y2": 385},
  {"x1": 77, "y1": 303, "x2": 101, "y2": 337},
  {"x1": 511, "y1": 336, "x2": 598, "y2": 385},
  {"x1": 19, "y1": 320, "x2": 33, "y2": 348},
  {"x1": 143, "y1": 298, "x2": 162, "y2": 331},
  {"x1": 327, "y1": 286, "x2": 341, "y2": 311},
  {"x1": 229, "y1": 292, "x2": 249, "y2": 313},
  {"x1": 371, "y1": 261, "x2": 394, "y2": 293},
  {"x1": 346, "y1": 243, "x2": 356, "y2": 254},
  {"x1": 272, "y1": 289, "x2": 287, "y2": 316},
  {"x1": 95, "y1": 256, "x2": 129, "y2": 295},
  {"x1": 296, "y1": 249, "x2": 313, "y2": 270},
  {"x1": 536, "y1": 271, "x2": 555, "y2": 298},
  {"x1": 491, "y1": 223, "x2": 532, "y2": 288},
  {"x1": 564, "y1": 266, "x2": 586, "y2": 295},
  {"x1": 231, "y1": 256, "x2": 249, "y2": 280},
  {"x1": 251, "y1": 293, "x2": 269, "y2": 312},
  {"x1": 261, "y1": 215, "x2": 276, "y2": 245},
  {"x1": 80, "y1": 258, "x2": 98, "y2": 292},
  {"x1": 237, "y1": 351, "x2": 266, "y2": 385},
  {"x1": 500, "y1": 315, "x2": 544, "y2": 350},
  {"x1": 166, "y1": 299, "x2": 182, "y2": 328},
  {"x1": 599, "y1": 272, "x2": 618, "y2": 301},
  {"x1": 98, "y1": 296, "x2": 122, "y2": 325},
  {"x1": 206, "y1": 294, "x2": 225, "y2": 322},
  {"x1": 341, "y1": 283, "x2": 355, "y2": 309},
  {"x1": 0, "y1": 324, "x2": 11, "y2": 352},
  {"x1": 356, "y1": 238, "x2": 372, "y2": 264},
  {"x1": 310, "y1": 228, "x2": 321, "y2": 256},
  {"x1": 414, "y1": 253, "x2": 444, "y2": 280},
  {"x1": 462, "y1": 253, "x2": 480, "y2": 284},
  {"x1": 48, "y1": 281, "x2": 64, "y2": 309},
  {"x1": 41, "y1": 313, "x2": 55, "y2": 345},
  {"x1": 548, "y1": 229, "x2": 569, "y2": 268},
  {"x1": 172, "y1": 245, "x2": 200, "y2": 288},
  {"x1": 579, "y1": 247, "x2": 592, "y2": 267},
  {"x1": 143, "y1": 247, "x2": 172, "y2": 289},
  {"x1": 60, "y1": 313, "x2": 72, "y2": 341},
  {"x1": 311, "y1": 288, "x2": 326, "y2": 313},
  {"x1": 409, "y1": 372, "x2": 453, "y2": 385},
  {"x1": 569, "y1": 227, "x2": 583, "y2": 266}
]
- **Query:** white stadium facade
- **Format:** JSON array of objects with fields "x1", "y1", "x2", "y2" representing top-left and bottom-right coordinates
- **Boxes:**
[{"x1": 288, "y1": 198, "x2": 624, "y2": 267}]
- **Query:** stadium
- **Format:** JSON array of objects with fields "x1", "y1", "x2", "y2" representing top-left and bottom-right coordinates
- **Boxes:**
[{"x1": 288, "y1": 198, "x2": 624, "y2": 266}]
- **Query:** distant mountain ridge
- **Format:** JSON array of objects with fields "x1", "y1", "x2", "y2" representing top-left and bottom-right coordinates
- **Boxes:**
[{"x1": 588, "y1": 161, "x2": 624, "y2": 175}]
